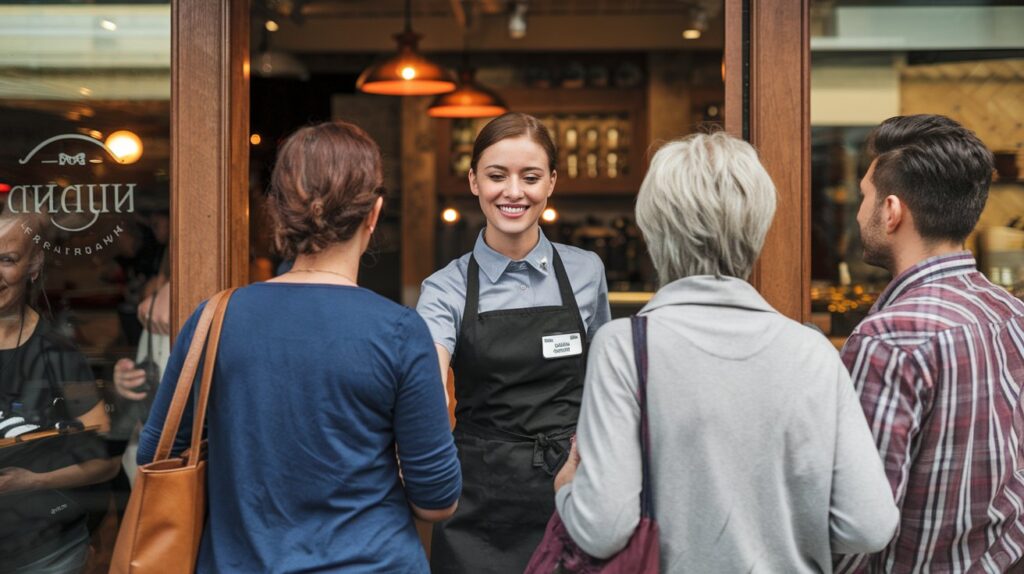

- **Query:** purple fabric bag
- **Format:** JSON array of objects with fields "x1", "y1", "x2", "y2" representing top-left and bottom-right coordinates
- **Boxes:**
[{"x1": 525, "y1": 315, "x2": 660, "y2": 574}]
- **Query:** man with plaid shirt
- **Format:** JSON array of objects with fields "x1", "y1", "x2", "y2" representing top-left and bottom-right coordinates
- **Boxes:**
[{"x1": 836, "y1": 115, "x2": 1024, "y2": 573}]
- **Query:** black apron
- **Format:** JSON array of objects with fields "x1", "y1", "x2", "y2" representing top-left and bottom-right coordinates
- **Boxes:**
[{"x1": 431, "y1": 248, "x2": 588, "y2": 574}]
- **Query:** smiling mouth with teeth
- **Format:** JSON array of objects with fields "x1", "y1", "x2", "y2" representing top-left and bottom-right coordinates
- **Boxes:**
[{"x1": 498, "y1": 205, "x2": 528, "y2": 214}]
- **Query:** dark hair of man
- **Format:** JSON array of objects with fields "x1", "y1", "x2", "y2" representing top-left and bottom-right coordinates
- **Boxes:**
[
  {"x1": 470, "y1": 112, "x2": 557, "y2": 173},
  {"x1": 867, "y1": 114, "x2": 994, "y2": 243},
  {"x1": 267, "y1": 121, "x2": 384, "y2": 259}
]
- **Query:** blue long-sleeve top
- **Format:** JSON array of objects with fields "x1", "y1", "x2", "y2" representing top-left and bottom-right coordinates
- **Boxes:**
[{"x1": 138, "y1": 283, "x2": 461, "y2": 573}]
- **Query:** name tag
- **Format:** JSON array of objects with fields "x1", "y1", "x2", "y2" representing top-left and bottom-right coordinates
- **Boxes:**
[{"x1": 542, "y1": 332, "x2": 583, "y2": 359}]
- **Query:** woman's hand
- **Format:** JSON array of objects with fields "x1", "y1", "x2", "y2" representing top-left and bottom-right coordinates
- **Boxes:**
[
  {"x1": 114, "y1": 358, "x2": 149, "y2": 401},
  {"x1": 554, "y1": 439, "x2": 580, "y2": 493},
  {"x1": 0, "y1": 467, "x2": 41, "y2": 494},
  {"x1": 138, "y1": 280, "x2": 171, "y2": 335}
]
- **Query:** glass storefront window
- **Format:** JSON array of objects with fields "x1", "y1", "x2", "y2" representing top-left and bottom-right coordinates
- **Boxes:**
[
  {"x1": 810, "y1": 1, "x2": 1024, "y2": 342},
  {"x1": 0, "y1": 2, "x2": 169, "y2": 570}
]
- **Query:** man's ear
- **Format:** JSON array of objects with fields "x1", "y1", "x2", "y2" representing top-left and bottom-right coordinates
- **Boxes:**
[{"x1": 882, "y1": 195, "x2": 904, "y2": 234}]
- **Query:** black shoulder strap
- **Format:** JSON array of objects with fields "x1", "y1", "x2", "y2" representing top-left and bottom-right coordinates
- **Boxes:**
[{"x1": 631, "y1": 314, "x2": 654, "y2": 519}]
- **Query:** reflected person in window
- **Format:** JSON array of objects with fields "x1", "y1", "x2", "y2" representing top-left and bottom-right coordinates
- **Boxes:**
[{"x1": 0, "y1": 207, "x2": 120, "y2": 574}]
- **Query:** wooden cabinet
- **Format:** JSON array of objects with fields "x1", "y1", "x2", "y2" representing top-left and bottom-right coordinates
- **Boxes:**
[{"x1": 435, "y1": 88, "x2": 647, "y2": 196}]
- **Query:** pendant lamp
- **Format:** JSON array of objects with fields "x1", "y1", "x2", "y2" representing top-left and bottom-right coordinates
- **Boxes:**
[
  {"x1": 356, "y1": 0, "x2": 456, "y2": 96},
  {"x1": 428, "y1": 69, "x2": 508, "y2": 118}
]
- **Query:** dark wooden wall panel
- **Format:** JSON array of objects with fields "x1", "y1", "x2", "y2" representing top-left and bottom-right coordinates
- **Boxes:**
[{"x1": 171, "y1": 0, "x2": 250, "y2": 335}]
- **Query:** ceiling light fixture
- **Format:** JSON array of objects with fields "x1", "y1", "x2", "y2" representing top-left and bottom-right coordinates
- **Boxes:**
[
  {"x1": 428, "y1": 69, "x2": 508, "y2": 118},
  {"x1": 356, "y1": 0, "x2": 456, "y2": 96}
]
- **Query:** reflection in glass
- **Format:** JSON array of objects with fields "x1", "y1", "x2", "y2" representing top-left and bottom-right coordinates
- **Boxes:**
[{"x1": 0, "y1": 1, "x2": 171, "y2": 569}]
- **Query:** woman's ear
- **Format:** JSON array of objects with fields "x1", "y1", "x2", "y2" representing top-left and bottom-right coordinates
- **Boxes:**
[
  {"x1": 366, "y1": 195, "x2": 384, "y2": 233},
  {"x1": 28, "y1": 250, "x2": 44, "y2": 282},
  {"x1": 468, "y1": 169, "x2": 480, "y2": 197},
  {"x1": 547, "y1": 170, "x2": 557, "y2": 198}
]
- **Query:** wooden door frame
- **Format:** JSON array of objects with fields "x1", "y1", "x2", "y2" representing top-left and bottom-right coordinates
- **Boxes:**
[
  {"x1": 170, "y1": 0, "x2": 250, "y2": 335},
  {"x1": 726, "y1": 0, "x2": 811, "y2": 322},
  {"x1": 170, "y1": 0, "x2": 811, "y2": 331}
]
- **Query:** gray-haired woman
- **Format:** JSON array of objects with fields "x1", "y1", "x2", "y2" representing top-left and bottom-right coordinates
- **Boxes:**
[{"x1": 552, "y1": 132, "x2": 898, "y2": 572}]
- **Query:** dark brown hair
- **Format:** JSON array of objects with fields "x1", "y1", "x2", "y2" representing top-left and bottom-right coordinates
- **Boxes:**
[
  {"x1": 470, "y1": 112, "x2": 557, "y2": 173},
  {"x1": 267, "y1": 121, "x2": 383, "y2": 259},
  {"x1": 868, "y1": 114, "x2": 994, "y2": 243}
]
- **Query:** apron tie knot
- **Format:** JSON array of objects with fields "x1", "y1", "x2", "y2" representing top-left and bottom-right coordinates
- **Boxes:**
[{"x1": 532, "y1": 432, "x2": 568, "y2": 476}]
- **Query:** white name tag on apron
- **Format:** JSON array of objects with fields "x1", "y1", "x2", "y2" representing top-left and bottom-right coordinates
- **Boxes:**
[{"x1": 542, "y1": 333, "x2": 583, "y2": 359}]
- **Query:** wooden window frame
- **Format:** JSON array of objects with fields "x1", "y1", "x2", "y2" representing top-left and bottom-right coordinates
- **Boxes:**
[
  {"x1": 170, "y1": 0, "x2": 250, "y2": 335},
  {"x1": 726, "y1": 0, "x2": 812, "y2": 321},
  {"x1": 170, "y1": 0, "x2": 811, "y2": 337}
]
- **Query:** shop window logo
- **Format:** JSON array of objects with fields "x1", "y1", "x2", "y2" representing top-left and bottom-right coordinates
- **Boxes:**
[{"x1": 11, "y1": 133, "x2": 136, "y2": 256}]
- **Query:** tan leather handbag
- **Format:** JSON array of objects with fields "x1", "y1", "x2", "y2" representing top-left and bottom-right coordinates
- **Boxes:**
[{"x1": 110, "y1": 288, "x2": 235, "y2": 574}]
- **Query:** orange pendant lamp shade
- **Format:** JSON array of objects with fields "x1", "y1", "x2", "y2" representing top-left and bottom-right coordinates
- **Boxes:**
[
  {"x1": 428, "y1": 69, "x2": 508, "y2": 118},
  {"x1": 357, "y1": 1, "x2": 456, "y2": 97}
]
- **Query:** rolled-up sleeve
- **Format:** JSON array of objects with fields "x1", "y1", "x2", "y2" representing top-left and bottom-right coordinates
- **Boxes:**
[
  {"x1": 556, "y1": 320, "x2": 642, "y2": 558},
  {"x1": 393, "y1": 309, "x2": 462, "y2": 509}
]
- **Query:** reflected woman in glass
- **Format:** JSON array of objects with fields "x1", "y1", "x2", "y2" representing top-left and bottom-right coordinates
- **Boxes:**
[{"x1": 0, "y1": 207, "x2": 119, "y2": 574}]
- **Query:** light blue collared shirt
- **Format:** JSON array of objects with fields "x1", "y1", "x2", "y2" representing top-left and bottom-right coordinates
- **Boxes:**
[{"x1": 417, "y1": 229, "x2": 611, "y2": 355}]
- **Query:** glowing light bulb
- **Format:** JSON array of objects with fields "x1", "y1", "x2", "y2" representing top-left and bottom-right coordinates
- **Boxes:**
[
  {"x1": 541, "y1": 208, "x2": 558, "y2": 223},
  {"x1": 682, "y1": 29, "x2": 701, "y2": 40},
  {"x1": 401, "y1": 67, "x2": 417, "y2": 80},
  {"x1": 265, "y1": 20, "x2": 279, "y2": 32},
  {"x1": 441, "y1": 208, "x2": 460, "y2": 223},
  {"x1": 100, "y1": 20, "x2": 117, "y2": 31},
  {"x1": 105, "y1": 130, "x2": 143, "y2": 164},
  {"x1": 250, "y1": 133, "x2": 262, "y2": 145}
]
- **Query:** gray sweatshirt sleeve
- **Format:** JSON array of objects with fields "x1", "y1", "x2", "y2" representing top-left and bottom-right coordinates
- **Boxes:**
[
  {"x1": 829, "y1": 360, "x2": 900, "y2": 554},
  {"x1": 555, "y1": 320, "x2": 642, "y2": 559}
]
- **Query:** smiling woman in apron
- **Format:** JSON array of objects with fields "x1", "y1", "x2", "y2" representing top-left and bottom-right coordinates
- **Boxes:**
[{"x1": 417, "y1": 112, "x2": 611, "y2": 573}]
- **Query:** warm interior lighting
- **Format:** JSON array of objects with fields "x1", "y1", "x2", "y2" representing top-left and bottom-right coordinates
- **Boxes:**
[
  {"x1": 250, "y1": 133, "x2": 262, "y2": 145},
  {"x1": 441, "y1": 208, "x2": 461, "y2": 223},
  {"x1": 88, "y1": 130, "x2": 103, "y2": 140},
  {"x1": 682, "y1": 29, "x2": 702, "y2": 40},
  {"x1": 105, "y1": 130, "x2": 143, "y2": 164},
  {"x1": 265, "y1": 20, "x2": 279, "y2": 32},
  {"x1": 100, "y1": 20, "x2": 117, "y2": 31},
  {"x1": 541, "y1": 208, "x2": 558, "y2": 223},
  {"x1": 428, "y1": 69, "x2": 508, "y2": 118},
  {"x1": 356, "y1": 0, "x2": 456, "y2": 96},
  {"x1": 79, "y1": 87, "x2": 92, "y2": 96}
]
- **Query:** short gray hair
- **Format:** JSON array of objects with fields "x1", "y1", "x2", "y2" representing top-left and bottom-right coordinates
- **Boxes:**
[{"x1": 635, "y1": 132, "x2": 776, "y2": 285}]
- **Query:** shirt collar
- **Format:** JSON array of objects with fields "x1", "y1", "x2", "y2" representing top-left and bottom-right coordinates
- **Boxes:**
[
  {"x1": 872, "y1": 251, "x2": 977, "y2": 313},
  {"x1": 640, "y1": 275, "x2": 777, "y2": 315},
  {"x1": 472, "y1": 228, "x2": 554, "y2": 284}
]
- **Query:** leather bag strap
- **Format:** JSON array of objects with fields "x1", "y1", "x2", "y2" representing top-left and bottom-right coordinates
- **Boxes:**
[
  {"x1": 187, "y1": 288, "x2": 234, "y2": 467},
  {"x1": 153, "y1": 288, "x2": 235, "y2": 462}
]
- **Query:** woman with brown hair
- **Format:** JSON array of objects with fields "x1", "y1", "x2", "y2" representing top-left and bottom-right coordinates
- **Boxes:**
[
  {"x1": 137, "y1": 120, "x2": 461, "y2": 573},
  {"x1": 417, "y1": 112, "x2": 610, "y2": 573}
]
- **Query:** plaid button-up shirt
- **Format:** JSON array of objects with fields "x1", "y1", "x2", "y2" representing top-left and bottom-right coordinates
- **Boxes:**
[{"x1": 836, "y1": 252, "x2": 1024, "y2": 573}]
